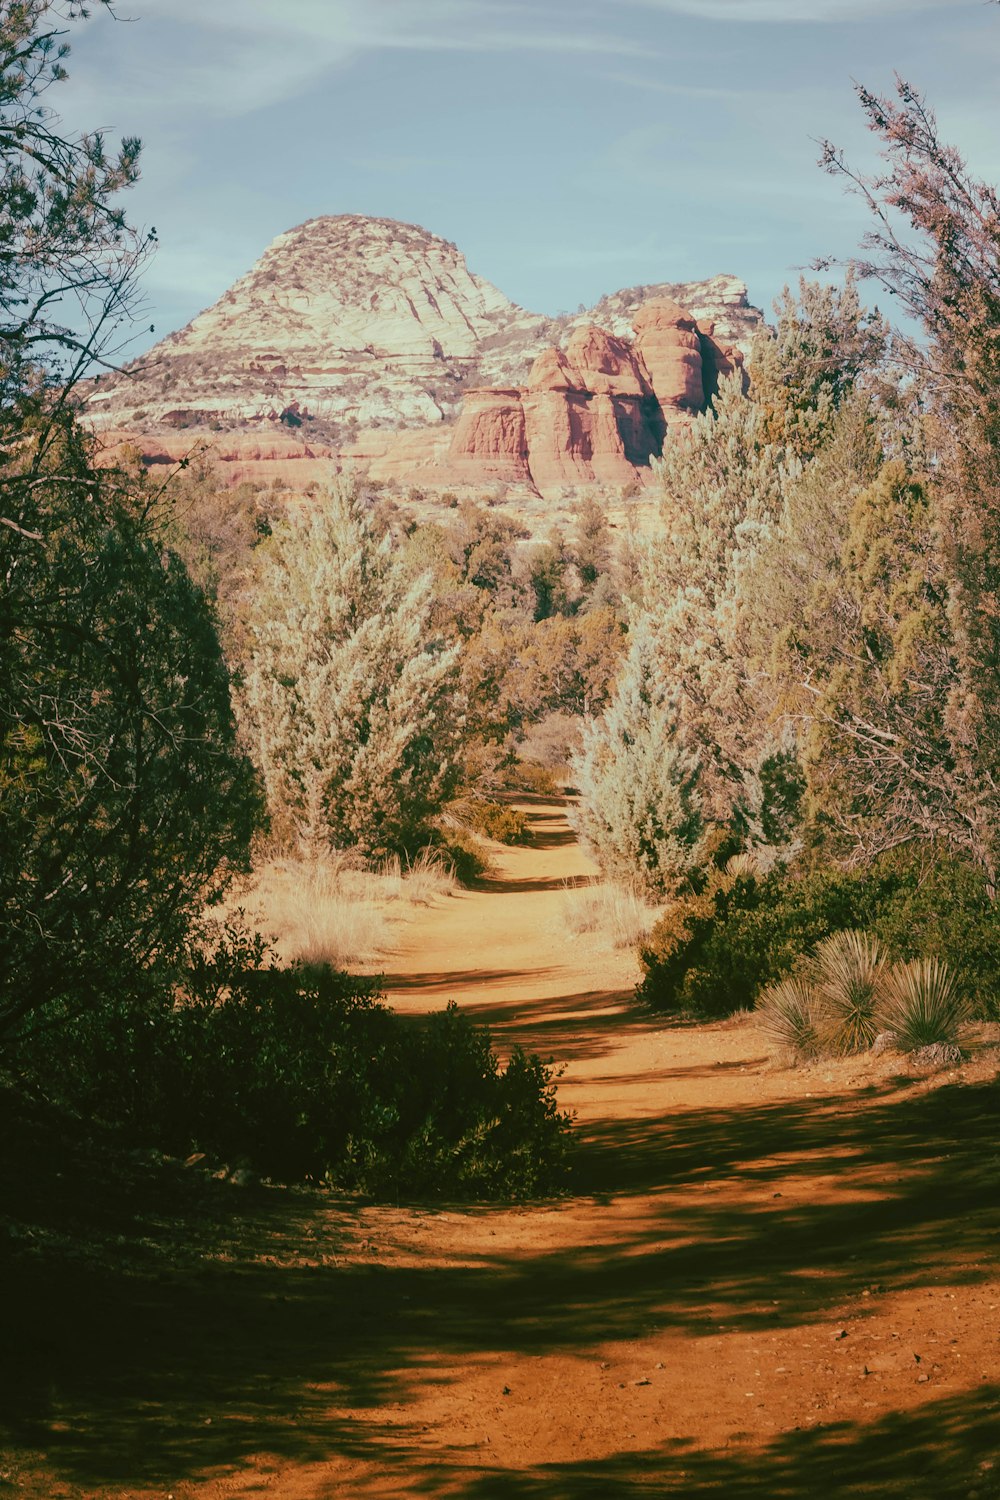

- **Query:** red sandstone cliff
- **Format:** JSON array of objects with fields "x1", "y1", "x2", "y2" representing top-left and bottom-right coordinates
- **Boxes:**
[{"x1": 425, "y1": 298, "x2": 744, "y2": 499}]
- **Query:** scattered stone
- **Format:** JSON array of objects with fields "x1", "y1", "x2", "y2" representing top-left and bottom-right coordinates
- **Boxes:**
[{"x1": 872, "y1": 1031, "x2": 899, "y2": 1056}]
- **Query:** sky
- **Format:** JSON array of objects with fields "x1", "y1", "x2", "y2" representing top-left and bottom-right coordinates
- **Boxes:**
[{"x1": 55, "y1": 0, "x2": 1000, "y2": 358}]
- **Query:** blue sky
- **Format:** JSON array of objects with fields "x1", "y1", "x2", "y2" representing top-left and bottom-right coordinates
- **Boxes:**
[{"x1": 58, "y1": 0, "x2": 1000, "y2": 357}]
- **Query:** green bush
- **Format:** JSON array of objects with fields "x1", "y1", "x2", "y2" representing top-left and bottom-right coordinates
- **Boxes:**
[
  {"x1": 14, "y1": 927, "x2": 571, "y2": 1200},
  {"x1": 465, "y1": 801, "x2": 531, "y2": 846},
  {"x1": 637, "y1": 850, "x2": 1000, "y2": 1021},
  {"x1": 428, "y1": 827, "x2": 493, "y2": 885}
]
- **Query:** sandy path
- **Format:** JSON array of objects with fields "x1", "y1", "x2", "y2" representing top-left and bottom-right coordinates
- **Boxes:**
[{"x1": 4, "y1": 797, "x2": 1000, "y2": 1498}]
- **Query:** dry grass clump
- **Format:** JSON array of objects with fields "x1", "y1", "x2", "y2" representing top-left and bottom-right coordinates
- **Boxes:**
[
  {"x1": 562, "y1": 882, "x2": 660, "y2": 950},
  {"x1": 239, "y1": 850, "x2": 457, "y2": 969}
]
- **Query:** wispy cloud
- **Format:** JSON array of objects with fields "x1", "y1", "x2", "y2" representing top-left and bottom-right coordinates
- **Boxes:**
[
  {"x1": 78, "y1": 0, "x2": 649, "y2": 123},
  {"x1": 624, "y1": 0, "x2": 951, "y2": 20}
]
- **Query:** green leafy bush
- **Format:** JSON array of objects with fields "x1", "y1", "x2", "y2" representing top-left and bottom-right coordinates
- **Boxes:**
[
  {"x1": 428, "y1": 827, "x2": 493, "y2": 885},
  {"x1": 638, "y1": 850, "x2": 1000, "y2": 1021},
  {"x1": 465, "y1": 801, "x2": 531, "y2": 845},
  {"x1": 15, "y1": 928, "x2": 570, "y2": 1200}
]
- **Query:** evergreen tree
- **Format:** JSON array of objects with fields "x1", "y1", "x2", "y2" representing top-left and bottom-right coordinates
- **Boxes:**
[
  {"x1": 1, "y1": 421, "x2": 260, "y2": 1040},
  {"x1": 243, "y1": 484, "x2": 464, "y2": 858},
  {"x1": 748, "y1": 274, "x2": 889, "y2": 460},
  {"x1": 570, "y1": 618, "x2": 706, "y2": 899}
]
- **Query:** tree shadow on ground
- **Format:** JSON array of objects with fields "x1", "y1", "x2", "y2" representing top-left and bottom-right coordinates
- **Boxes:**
[
  {"x1": 3, "y1": 1066, "x2": 1000, "y2": 1493},
  {"x1": 378, "y1": 1386, "x2": 1000, "y2": 1498}
]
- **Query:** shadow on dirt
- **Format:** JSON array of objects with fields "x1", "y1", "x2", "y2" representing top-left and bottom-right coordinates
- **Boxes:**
[{"x1": 3, "y1": 1068, "x2": 999, "y2": 1494}]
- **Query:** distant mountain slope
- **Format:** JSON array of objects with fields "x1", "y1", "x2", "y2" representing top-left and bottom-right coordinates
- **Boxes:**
[{"x1": 85, "y1": 215, "x2": 766, "y2": 441}]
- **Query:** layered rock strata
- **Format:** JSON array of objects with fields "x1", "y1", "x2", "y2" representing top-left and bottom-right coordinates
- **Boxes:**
[{"x1": 437, "y1": 298, "x2": 744, "y2": 496}]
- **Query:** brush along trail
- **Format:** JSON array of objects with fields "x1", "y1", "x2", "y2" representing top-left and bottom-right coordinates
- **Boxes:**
[{"x1": 3, "y1": 797, "x2": 1000, "y2": 1498}]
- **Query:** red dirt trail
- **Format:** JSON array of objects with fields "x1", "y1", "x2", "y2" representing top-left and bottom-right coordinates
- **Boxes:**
[{"x1": 3, "y1": 797, "x2": 1000, "y2": 1498}]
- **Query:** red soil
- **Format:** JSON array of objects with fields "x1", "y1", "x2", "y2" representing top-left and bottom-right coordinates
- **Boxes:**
[{"x1": 3, "y1": 797, "x2": 1000, "y2": 1498}]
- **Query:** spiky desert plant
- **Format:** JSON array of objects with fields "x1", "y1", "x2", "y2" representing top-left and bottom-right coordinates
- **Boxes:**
[
  {"x1": 725, "y1": 852, "x2": 761, "y2": 881},
  {"x1": 756, "y1": 975, "x2": 821, "y2": 1059},
  {"x1": 810, "y1": 929, "x2": 886, "y2": 1054},
  {"x1": 874, "y1": 958, "x2": 972, "y2": 1053}
]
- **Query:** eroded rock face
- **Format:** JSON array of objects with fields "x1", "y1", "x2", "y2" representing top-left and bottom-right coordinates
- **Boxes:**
[{"x1": 439, "y1": 298, "x2": 745, "y2": 497}]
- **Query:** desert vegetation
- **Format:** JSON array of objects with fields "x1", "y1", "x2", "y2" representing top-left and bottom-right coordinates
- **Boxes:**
[
  {"x1": 0, "y1": 1, "x2": 570, "y2": 1201},
  {"x1": 568, "y1": 81, "x2": 1000, "y2": 1048},
  {"x1": 6, "y1": 7, "x2": 1000, "y2": 1495}
]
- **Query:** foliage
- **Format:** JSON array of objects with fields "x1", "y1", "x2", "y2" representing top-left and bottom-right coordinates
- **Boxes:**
[
  {"x1": 638, "y1": 849, "x2": 1000, "y2": 1021},
  {"x1": 748, "y1": 274, "x2": 889, "y2": 460},
  {"x1": 784, "y1": 459, "x2": 975, "y2": 865},
  {"x1": 14, "y1": 927, "x2": 571, "y2": 1198},
  {"x1": 808, "y1": 929, "x2": 886, "y2": 1054},
  {"x1": 755, "y1": 976, "x2": 821, "y2": 1059},
  {"x1": 426, "y1": 825, "x2": 493, "y2": 885},
  {"x1": 571, "y1": 617, "x2": 706, "y2": 899},
  {"x1": 874, "y1": 957, "x2": 973, "y2": 1054},
  {"x1": 0, "y1": 421, "x2": 261, "y2": 1042},
  {"x1": 242, "y1": 483, "x2": 464, "y2": 858},
  {"x1": 464, "y1": 800, "x2": 530, "y2": 846},
  {"x1": 462, "y1": 606, "x2": 624, "y2": 743},
  {"x1": 0, "y1": 0, "x2": 146, "y2": 431},
  {"x1": 574, "y1": 378, "x2": 795, "y2": 897},
  {"x1": 821, "y1": 77, "x2": 1000, "y2": 885}
]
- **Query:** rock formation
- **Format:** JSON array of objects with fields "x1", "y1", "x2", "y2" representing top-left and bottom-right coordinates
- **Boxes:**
[
  {"x1": 83, "y1": 216, "x2": 764, "y2": 445},
  {"x1": 436, "y1": 299, "x2": 745, "y2": 497}
]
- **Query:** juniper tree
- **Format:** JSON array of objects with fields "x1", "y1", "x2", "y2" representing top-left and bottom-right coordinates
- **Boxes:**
[
  {"x1": 243, "y1": 484, "x2": 464, "y2": 858},
  {"x1": 570, "y1": 617, "x2": 706, "y2": 899},
  {"x1": 0, "y1": 4, "x2": 260, "y2": 1042},
  {"x1": 571, "y1": 378, "x2": 795, "y2": 889}
]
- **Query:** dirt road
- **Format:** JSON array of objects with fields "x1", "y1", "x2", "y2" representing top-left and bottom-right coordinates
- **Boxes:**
[{"x1": 4, "y1": 797, "x2": 1000, "y2": 1498}]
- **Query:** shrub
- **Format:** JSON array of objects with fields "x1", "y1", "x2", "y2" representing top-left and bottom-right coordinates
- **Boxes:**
[
  {"x1": 874, "y1": 958, "x2": 973, "y2": 1054},
  {"x1": 809, "y1": 929, "x2": 886, "y2": 1054},
  {"x1": 637, "y1": 850, "x2": 1000, "y2": 1021},
  {"x1": 465, "y1": 801, "x2": 531, "y2": 846},
  {"x1": 562, "y1": 884, "x2": 659, "y2": 950},
  {"x1": 14, "y1": 928, "x2": 571, "y2": 1200},
  {"x1": 507, "y1": 762, "x2": 561, "y2": 796},
  {"x1": 427, "y1": 827, "x2": 493, "y2": 885},
  {"x1": 756, "y1": 976, "x2": 821, "y2": 1059},
  {"x1": 242, "y1": 484, "x2": 463, "y2": 858}
]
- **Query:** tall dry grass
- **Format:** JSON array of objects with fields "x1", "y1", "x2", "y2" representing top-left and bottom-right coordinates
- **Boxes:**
[
  {"x1": 236, "y1": 849, "x2": 457, "y2": 970},
  {"x1": 562, "y1": 882, "x2": 660, "y2": 950}
]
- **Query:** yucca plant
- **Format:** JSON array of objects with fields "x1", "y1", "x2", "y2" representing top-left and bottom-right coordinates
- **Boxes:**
[
  {"x1": 809, "y1": 929, "x2": 886, "y2": 1055},
  {"x1": 724, "y1": 852, "x2": 761, "y2": 881},
  {"x1": 756, "y1": 975, "x2": 821, "y2": 1059},
  {"x1": 874, "y1": 958, "x2": 972, "y2": 1053}
]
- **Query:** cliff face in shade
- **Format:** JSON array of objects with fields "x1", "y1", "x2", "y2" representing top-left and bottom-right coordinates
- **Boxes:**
[
  {"x1": 431, "y1": 299, "x2": 745, "y2": 498},
  {"x1": 83, "y1": 216, "x2": 765, "y2": 456}
]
